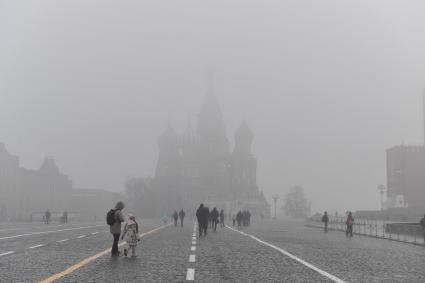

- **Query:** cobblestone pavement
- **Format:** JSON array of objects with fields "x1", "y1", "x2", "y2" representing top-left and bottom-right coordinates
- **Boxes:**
[
  {"x1": 242, "y1": 219, "x2": 425, "y2": 283},
  {"x1": 1, "y1": 219, "x2": 424, "y2": 282}
]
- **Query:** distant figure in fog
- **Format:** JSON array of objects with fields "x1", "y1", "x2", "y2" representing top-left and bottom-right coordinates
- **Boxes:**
[
  {"x1": 346, "y1": 211, "x2": 354, "y2": 237},
  {"x1": 173, "y1": 211, "x2": 179, "y2": 227},
  {"x1": 219, "y1": 209, "x2": 225, "y2": 228},
  {"x1": 179, "y1": 209, "x2": 186, "y2": 227},
  {"x1": 196, "y1": 204, "x2": 209, "y2": 237},
  {"x1": 420, "y1": 214, "x2": 425, "y2": 242},
  {"x1": 322, "y1": 211, "x2": 329, "y2": 233},
  {"x1": 107, "y1": 201, "x2": 125, "y2": 256},
  {"x1": 62, "y1": 210, "x2": 68, "y2": 224},
  {"x1": 122, "y1": 214, "x2": 139, "y2": 258},
  {"x1": 236, "y1": 211, "x2": 243, "y2": 228},
  {"x1": 45, "y1": 209, "x2": 51, "y2": 224},
  {"x1": 210, "y1": 207, "x2": 219, "y2": 232},
  {"x1": 162, "y1": 214, "x2": 168, "y2": 224},
  {"x1": 232, "y1": 214, "x2": 236, "y2": 227}
]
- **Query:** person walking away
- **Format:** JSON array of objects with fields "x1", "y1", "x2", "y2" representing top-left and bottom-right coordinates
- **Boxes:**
[
  {"x1": 219, "y1": 209, "x2": 225, "y2": 228},
  {"x1": 173, "y1": 211, "x2": 178, "y2": 227},
  {"x1": 45, "y1": 209, "x2": 51, "y2": 225},
  {"x1": 236, "y1": 211, "x2": 243, "y2": 229},
  {"x1": 107, "y1": 201, "x2": 125, "y2": 256},
  {"x1": 346, "y1": 212, "x2": 354, "y2": 237},
  {"x1": 232, "y1": 214, "x2": 236, "y2": 227},
  {"x1": 419, "y1": 214, "x2": 425, "y2": 243},
  {"x1": 210, "y1": 207, "x2": 219, "y2": 232},
  {"x1": 322, "y1": 211, "x2": 329, "y2": 233},
  {"x1": 196, "y1": 204, "x2": 209, "y2": 237},
  {"x1": 122, "y1": 214, "x2": 139, "y2": 257},
  {"x1": 179, "y1": 209, "x2": 186, "y2": 227},
  {"x1": 63, "y1": 210, "x2": 68, "y2": 224}
]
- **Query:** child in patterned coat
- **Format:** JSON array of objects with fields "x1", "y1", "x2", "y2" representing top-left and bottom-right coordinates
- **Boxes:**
[{"x1": 121, "y1": 214, "x2": 139, "y2": 257}]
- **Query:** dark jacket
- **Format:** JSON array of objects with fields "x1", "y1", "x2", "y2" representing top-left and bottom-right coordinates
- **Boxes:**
[{"x1": 196, "y1": 206, "x2": 209, "y2": 223}]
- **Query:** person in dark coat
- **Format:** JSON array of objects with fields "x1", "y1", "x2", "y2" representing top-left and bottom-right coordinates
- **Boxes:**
[
  {"x1": 173, "y1": 211, "x2": 178, "y2": 227},
  {"x1": 179, "y1": 209, "x2": 186, "y2": 227},
  {"x1": 219, "y1": 209, "x2": 225, "y2": 228},
  {"x1": 45, "y1": 209, "x2": 51, "y2": 225},
  {"x1": 196, "y1": 204, "x2": 209, "y2": 237},
  {"x1": 110, "y1": 201, "x2": 125, "y2": 256},
  {"x1": 346, "y1": 211, "x2": 354, "y2": 237},
  {"x1": 419, "y1": 214, "x2": 425, "y2": 242},
  {"x1": 322, "y1": 211, "x2": 329, "y2": 233},
  {"x1": 236, "y1": 211, "x2": 243, "y2": 228},
  {"x1": 210, "y1": 207, "x2": 219, "y2": 232}
]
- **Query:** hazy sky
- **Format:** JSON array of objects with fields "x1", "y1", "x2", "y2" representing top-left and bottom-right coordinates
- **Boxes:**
[{"x1": 1, "y1": 0, "x2": 424, "y2": 213}]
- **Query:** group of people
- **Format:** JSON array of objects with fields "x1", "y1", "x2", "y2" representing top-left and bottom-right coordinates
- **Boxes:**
[
  {"x1": 232, "y1": 210, "x2": 252, "y2": 228},
  {"x1": 172, "y1": 209, "x2": 186, "y2": 227},
  {"x1": 42, "y1": 209, "x2": 68, "y2": 224},
  {"x1": 195, "y1": 204, "x2": 226, "y2": 236},
  {"x1": 107, "y1": 201, "x2": 140, "y2": 258},
  {"x1": 321, "y1": 211, "x2": 357, "y2": 237}
]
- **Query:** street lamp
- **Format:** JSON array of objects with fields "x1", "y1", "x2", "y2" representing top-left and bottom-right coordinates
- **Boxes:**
[
  {"x1": 377, "y1": 185, "x2": 386, "y2": 211},
  {"x1": 272, "y1": 195, "x2": 279, "y2": 219}
]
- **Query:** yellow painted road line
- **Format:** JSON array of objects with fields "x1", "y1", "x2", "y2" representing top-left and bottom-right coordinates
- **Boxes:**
[{"x1": 39, "y1": 224, "x2": 171, "y2": 283}]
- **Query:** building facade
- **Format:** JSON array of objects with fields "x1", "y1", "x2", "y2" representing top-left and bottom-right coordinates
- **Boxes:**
[
  {"x1": 0, "y1": 142, "x2": 120, "y2": 221},
  {"x1": 386, "y1": 145, "x2": 425, "y2": 210}
]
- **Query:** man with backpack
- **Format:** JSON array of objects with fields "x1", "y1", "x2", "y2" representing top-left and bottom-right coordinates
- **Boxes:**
[{"x1": 107, "y1": 201, "x2": 125, "y2": 256}]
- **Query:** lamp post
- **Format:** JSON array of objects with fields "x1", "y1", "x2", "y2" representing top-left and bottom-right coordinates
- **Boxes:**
[
  {"x1": 377, "y1": 185, "x2": 386, "y2": 211},
  {"x1": 272, "y1": 195, "x2": 279, "y2": 219}
]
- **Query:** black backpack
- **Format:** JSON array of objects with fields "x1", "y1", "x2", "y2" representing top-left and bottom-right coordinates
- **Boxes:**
[{"x1": 106, "y1": 209, "x2": 116, "y2": 226}]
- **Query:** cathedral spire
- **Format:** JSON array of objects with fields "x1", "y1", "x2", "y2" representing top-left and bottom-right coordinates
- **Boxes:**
[{"x1": 197, "y1": 74, "x2": 228, "y2": 151}]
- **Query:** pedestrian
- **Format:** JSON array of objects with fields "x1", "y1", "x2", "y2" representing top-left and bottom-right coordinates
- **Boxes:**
[
  {"x1": 236, "y1": 211, "x2": 243, "y2": 228},
  {"x1": 63, "y1": 210, "x2": 68, "y2": 223},
  {"x1": 210, "y1": 207, "x2": 219, "y2": 232},
  {"x1": 45, "y1": 209, "x2": 51, "y2": 225},
  {"x1": 179, "y1": 209, "x2": 186, "y2": 227},
  {"x1": 196, "y1": 204, "x2": 209, "y2": 237},
  {"x1": 232, "y1": 214, "x2": 236, "y2": 227},
  {"x1": 107, "y1": 201, "x2": 125, "y2": 256},
  {"x1": 121, "y1": 214, "x2": 139, "y2": 258},
  {"x1": 346, "y1": 211, "x2": 354, "y2": 237},
  {"x1": 246, "y1": 211, "x2": 251, "y2": 226},
  {"x1": 162, "y1": 214, "x2": 168, "y2": 224},
  {"x1": 419, "y1": 214, "x2": 425, "y2": 243},
  {"x1": 219, "y1": 209, "x2": 225, "y2": 228},
  {"x1": 322, "y1": 211, "x2": 329, "y2": 233},
  {"x1": 173, "y1": 211, "x2": 178, "y2": 227}
]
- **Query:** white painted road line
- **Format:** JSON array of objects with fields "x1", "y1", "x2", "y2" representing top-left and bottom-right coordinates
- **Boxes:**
[
  {"x1": 27, "y1": 244, "x2": 45, "y2": 249},
  {"x1": 0, "y1": 225, "x2": 105, "y2": 241},
  {"x1": 57, "y1": 239, "x2": 69, "y2": 243},
  {"x1": 226, "y1": 226, "x2": 348, "y2": 283},
  {"x1": 77, "y1": 235, "x2": 87, "y2": 239},
  {"x1": 91, "y1": 232, "x2": 99, "y2": 235},
  {"x1": 191, "y1": 246, "x2": 196, "y2": 252},
  {"x1": 192, "y1": 241, "x2": 196, "y2": 245},
  {"x1": 0, "y1": 251, "x2": 15, "y2": 257},
  {"x1": 189, "y1": 254, "x2": 196, "y2": 262},
  {"x1": 186, "y1": 268, "x2": 195, "y2": 281}
]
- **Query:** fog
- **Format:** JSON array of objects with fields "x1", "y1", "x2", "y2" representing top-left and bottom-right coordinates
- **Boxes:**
[{"x1": 1, "y1": 0, "x2": 424, "y2": 214}]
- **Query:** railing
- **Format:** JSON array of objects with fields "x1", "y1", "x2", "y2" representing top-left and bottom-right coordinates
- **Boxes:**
[{"x1": 307, "y1": 216, "x2": 425, "y2": 246}]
